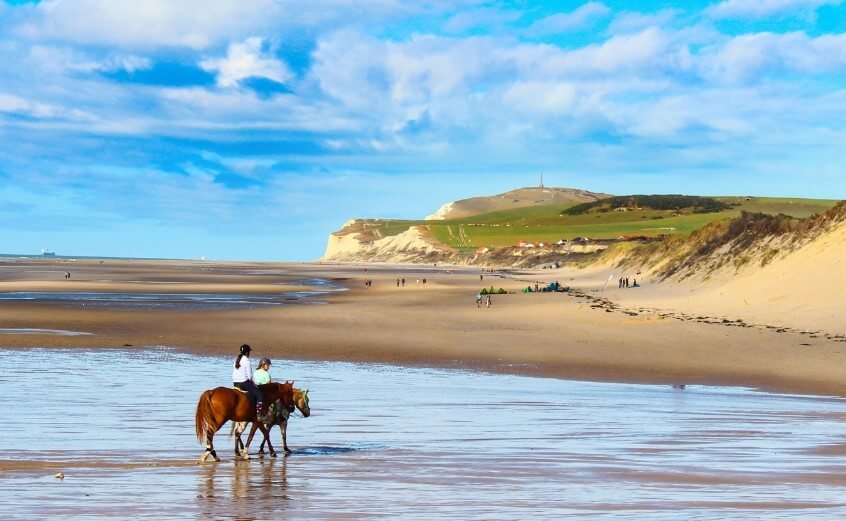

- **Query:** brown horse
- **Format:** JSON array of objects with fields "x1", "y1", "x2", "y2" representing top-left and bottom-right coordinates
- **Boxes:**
[
  {"x1": 231, "y1": 388, "x2": 310, "y2": 455},
  {"x1": 195, "y1": 381, "x2": 294, "y2": 463}
]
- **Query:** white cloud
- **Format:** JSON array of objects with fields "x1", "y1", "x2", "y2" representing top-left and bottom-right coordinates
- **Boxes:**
[
  {"x1": 607, "y1": 9, "x2": 679, "y2": 34},
  {"x1": 526, "y1": 2, "x2": 611, "y2": 36},
  {"x1": 700, "y1": 32, "x2": 846, "y2": 82},
  {"x1": 16, "y1": 0, "x2": 279, "y2": 49},
  {"x1": 443, "y1": 7, "x2": 521, "y2": 33},
  {"x1": 707, "y1": 0, "x2": 842, "y2": 19},
  {"x1": 200, "y1": 38, "x2": 292, "y2": 88},
  {"x1": 12, "y1": 0, "x2": 460, "y2": 49}
]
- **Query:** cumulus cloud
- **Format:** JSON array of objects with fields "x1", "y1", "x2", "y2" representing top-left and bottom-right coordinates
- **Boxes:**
[
  {"x1": 700, "y1": 31, "x2": 846, "y2": 82},
  {"x1": 200, "y1": 38, "x2": 292, "y2": 88},
  {"x1": 526, "y1": 2, "x2": 611, "y2": 36},
  {"x1": 12, "y1": 0, "x2": 459, "y2": 49},
  {"x1": 607, "y1": 9, "x2": 680, "y2": 34},
  {"x1": 443, "y1": 7, "x2": 521, "y2": 33},
  {"x1": 707, "y1": 0, "x2": 842, "y2": 19}
]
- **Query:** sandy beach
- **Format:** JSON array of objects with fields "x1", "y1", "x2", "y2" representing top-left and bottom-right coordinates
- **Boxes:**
[{"x1": 1, "y1": 256, "x2": 844, "y2": 398}]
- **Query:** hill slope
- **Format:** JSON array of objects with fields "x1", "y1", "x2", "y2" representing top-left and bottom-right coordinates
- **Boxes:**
[
  {"x1": 322, "y1": 193, "x2": 839, "y2": 264},
  {"x1": 426, "y1": 187, "x2": 610, "y2": 220}
]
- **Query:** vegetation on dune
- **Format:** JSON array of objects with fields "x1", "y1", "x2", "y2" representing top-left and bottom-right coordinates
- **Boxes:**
[{"x1": 614, "y1": 200, "x2": 846, "y2": 280}]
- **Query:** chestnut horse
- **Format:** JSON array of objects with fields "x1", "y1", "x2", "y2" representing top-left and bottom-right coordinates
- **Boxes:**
[
  {"x1": 195, "y1": 381, "x2": 294, "y2": 463},
  {"x1": 231, "y1": 387, "x2": 310, "y2": 455}
]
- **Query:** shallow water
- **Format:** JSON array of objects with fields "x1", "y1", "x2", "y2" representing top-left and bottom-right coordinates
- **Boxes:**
[
  {"x1": 1, "y1": 348, "x2": 845, "y2": 519},
  {"x1": 0, "y1": 290, "x2": 328, "y2": 310}
]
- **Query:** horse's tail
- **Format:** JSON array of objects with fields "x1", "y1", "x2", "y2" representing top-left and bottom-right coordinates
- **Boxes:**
[{"x1": 195, "y1": 390, "x2": 215, "y2": 444}]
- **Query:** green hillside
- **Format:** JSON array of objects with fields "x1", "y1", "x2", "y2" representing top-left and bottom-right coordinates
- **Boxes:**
[{"x1": 355, "y1": 196, "x2": 839, "y2": 252}]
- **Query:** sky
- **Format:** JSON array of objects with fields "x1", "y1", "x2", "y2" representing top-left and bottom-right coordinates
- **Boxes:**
[{"x1": 1, "y1": 0, "x2": 844, "y2": 261}]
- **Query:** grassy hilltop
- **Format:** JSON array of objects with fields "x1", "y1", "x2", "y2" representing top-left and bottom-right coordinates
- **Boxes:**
[{"x1": 347, "y1": 195, "x2": 839, "y2": 253}]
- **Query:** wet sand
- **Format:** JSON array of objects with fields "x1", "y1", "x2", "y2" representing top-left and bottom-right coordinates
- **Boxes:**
[
  {"x1": 1, "y1": 349, "x2": 845, "y2": 519},
  {"x1": 1, "y1": 257, "x2": 845, "y2": 399}
]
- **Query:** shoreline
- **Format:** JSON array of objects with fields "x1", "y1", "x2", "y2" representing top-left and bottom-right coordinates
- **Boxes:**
[{"x1": 1, "y1": 258, "x2": 844, "y2": 398}]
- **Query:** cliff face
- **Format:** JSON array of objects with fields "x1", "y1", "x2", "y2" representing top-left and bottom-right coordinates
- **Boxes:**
[{"x1": 322, "y1": 224, "x2": 455, "y2": 263}]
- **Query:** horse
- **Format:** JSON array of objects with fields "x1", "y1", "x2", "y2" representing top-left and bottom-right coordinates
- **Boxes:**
[
  {"x1": 195, "y1": 381, "x2": 294, "y2": 463},
  {"x1": 230, "y1": 388, "x2": 310, "y2": 455}
]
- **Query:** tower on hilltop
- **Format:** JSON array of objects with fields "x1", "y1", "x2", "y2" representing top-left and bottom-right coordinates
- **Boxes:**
[{"x1": 539, "y1": 172, "x2": 544, "y2": 188}]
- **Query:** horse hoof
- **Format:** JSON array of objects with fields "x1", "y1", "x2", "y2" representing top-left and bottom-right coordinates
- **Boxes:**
[
  {"x1": 270, "y1": 452, "x2": 277, "y2": 458},
  {"x1": 214, "y1": 456, "x2": 221, "y2": 462}
]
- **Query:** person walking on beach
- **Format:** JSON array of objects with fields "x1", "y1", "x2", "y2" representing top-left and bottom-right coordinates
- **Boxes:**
[
  {"x1": 401, "y1": 278, "x2": 405, "y2": 287},
  {"x1": 232, "y1": 344, "x2": 267, "y2": 422},
  {"x1": 396, "y1": 278, "x2": 400, "y2": 287},
  {"x1": 486, "y1": 295, "x2": 492, "y2": 308},
  {"x1": 476, "y1": 293, "x2": 482, "y2": 307}
]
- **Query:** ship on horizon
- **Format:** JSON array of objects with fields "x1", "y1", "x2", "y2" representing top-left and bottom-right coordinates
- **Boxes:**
[{"x1": 40, "y1": 248, "x2": 56, "y2": 257}]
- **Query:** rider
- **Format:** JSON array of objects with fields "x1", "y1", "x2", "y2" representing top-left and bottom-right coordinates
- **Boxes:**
[
  {"x1": 254, "y1": 357, "x2": 272, "y2": 385},
  {"x1": 254, "y1": 357, "x2": 280, "y2": 422},
  {"x1": 232, "y1": 344, "x2": 266, "y2": 421}
]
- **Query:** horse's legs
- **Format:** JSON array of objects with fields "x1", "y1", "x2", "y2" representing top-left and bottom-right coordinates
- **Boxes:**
[
  {"x1": 247, "y1": 421, "x2": 276, "y2": 458},
  {"x1": 199, "y1": 425, "x2": 221, "y2": 464},
  {"x1": 280, "y1": 419, "x2": 291, "y2": 454},
  {"x1": 258, "y1": 423, "x2": 268, "y2": 453},
  {"x1": 232, "y1": 422, "x2": 246, "y2": 457}
]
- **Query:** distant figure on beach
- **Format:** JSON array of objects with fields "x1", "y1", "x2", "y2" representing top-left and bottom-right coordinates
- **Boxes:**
[
  {"x1": 422, "y1": 278, "x2": 426, "y2": 285},
  {"x1": 396, "y1": 278, "x2": 400, "y2": 287},
  {"x1": 65, "y1": 271, "x2": 70, "y2": 279},
  {"x1": 401, "y1": 278, "x2": 405, "y2": 287},
  {"x1": 480, "y1": 274, "x2": 484, "y2": 282},
  {"x1": 618, "y1": 277, "x2": 623, "y2": 288},
  {"x1": 632, "y1": 279, "x2": 639, "y2": 287},
  {"x1": 476, "y1": 294, "x2": 482, "y2": 307},
  {"x1": 486, "y1": 295, "x2": 492, "y2": 308},
  {"x1": 534, "y1": 282, "x2": 539, "y2": 292},
  {"x1": 625, "y1": 277, "x2": 629, "y2": 288},
  {"x1": 416, "y1": 278, "x2": 420, "y2": 286}
]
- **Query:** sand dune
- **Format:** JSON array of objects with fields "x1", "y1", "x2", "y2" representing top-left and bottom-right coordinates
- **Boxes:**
[{"x1": 607, "y1": 221, "x2": 846, "y2": 335}]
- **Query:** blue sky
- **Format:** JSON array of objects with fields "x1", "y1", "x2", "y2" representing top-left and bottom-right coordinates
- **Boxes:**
[{"x1": 1, "y1": 0, "x2": 844, "y2": 261}]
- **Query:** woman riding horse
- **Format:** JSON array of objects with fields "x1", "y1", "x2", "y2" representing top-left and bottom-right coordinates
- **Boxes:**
[{"x1": 195, "y1": 381, "x2": 294, "y2": 462}]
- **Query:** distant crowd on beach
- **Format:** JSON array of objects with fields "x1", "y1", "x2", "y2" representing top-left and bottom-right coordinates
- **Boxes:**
[{"x1": 618, "y1": 277, "x2": 638, "y2": 288}]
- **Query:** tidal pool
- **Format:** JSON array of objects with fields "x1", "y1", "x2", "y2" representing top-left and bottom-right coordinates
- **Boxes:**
[{"x1": 1, "y1": 348, "x2": 845, "y2": 519}]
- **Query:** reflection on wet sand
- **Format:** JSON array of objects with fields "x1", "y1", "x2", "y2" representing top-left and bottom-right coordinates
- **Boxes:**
[{"x1": 198, "y1": 458, "x2": 290, "y2": 518}]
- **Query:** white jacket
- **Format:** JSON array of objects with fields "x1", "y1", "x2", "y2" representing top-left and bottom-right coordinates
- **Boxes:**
[{"x1": 232, "y1": 355, "x2": 253, "y2": 383}]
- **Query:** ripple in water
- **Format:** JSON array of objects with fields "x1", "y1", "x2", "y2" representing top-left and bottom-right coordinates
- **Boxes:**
[{"x1": 0, "y1": 348, "x2": 845, "y2": 519}]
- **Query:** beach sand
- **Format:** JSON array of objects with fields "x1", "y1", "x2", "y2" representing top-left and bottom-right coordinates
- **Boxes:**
[{"x1": 1, "y1": 256, "x2": 844, "y2": 398}]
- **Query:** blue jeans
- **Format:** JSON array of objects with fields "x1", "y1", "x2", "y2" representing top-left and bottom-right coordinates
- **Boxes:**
[{"x1": 234, "y1": 380, "x2": 263, "y2": 406}]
